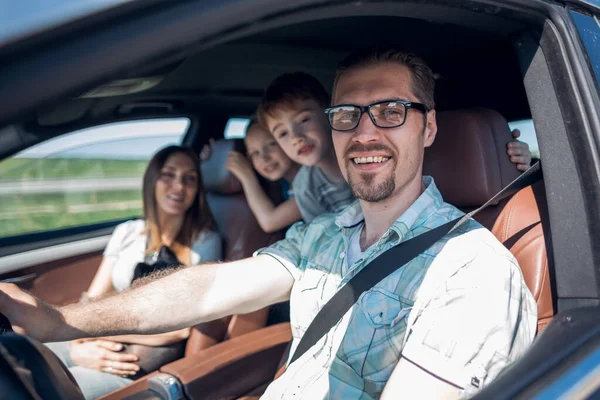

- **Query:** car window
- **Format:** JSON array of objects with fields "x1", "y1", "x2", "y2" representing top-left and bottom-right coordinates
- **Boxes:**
[
  {"x1": 508, "y1": 119, "x2": 540, "y2": 159},
  {"x1": 570, "y1": 9, "x2": 600, "y2": 89},
  {"x1": 0, "y1": 118, "x2": 189, "y2": 239},
  {"x1": 224, "y1": 118, "x2": 251, "y2": 139}
]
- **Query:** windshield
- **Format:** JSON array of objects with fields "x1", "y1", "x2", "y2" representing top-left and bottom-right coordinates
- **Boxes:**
[{"x1": 0, "y1": 0, "x2": 135, "y2": 49}]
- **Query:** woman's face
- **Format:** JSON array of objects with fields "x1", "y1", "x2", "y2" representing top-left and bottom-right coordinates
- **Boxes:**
[
  {"x1": 154, "y1": 152, "x2": 199, "y2": 216},
  {"x1": 245, "y1": 124, "x2": 294, "y2": 181}
]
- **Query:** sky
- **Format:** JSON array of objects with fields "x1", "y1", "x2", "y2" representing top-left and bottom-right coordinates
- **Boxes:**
[{"x1": 17, "y1": 119, "x2": 189, "y2": 159}]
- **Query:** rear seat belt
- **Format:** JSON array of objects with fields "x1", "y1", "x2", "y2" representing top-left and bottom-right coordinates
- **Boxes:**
[{"x1": 289, "y1": 161, "x2": 543, "y2": 365}]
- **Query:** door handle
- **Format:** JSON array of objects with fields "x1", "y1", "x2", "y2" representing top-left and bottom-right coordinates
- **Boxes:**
[{"x1": 2, "y1": 273, "x2": 38, "y2": 284}]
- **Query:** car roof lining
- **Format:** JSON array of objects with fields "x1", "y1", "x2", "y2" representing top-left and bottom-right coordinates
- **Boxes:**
[{"x1": 0, "y1": 0, "x2": 545, "y2": 156}]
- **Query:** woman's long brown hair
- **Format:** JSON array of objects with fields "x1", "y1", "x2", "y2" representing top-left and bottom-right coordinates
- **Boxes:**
[{"x1": 142, "y1": 145, "x2": 216, "y2": 264}]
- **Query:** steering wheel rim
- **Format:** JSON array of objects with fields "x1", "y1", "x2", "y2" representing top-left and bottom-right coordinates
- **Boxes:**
[{"x1": 0, "y1": 312, "x2": 13, "y2": 334}]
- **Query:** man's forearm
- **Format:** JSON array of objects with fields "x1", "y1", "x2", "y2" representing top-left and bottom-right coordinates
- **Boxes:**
[{"x1": 58, "y1": 264, "x2": 220, "y2": 340}]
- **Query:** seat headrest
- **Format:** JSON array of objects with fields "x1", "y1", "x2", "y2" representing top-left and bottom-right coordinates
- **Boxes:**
[
  {"x1": 201, "y1": 140, "x2": 243, "y2": 195},
  {"x1": 423, "y1": 108, "x2": 520, "y2": 207}
]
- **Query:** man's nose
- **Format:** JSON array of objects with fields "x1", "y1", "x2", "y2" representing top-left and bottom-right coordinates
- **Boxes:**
[{"x1": 352, "y1": 112, "x2": 380, "y2": 143}]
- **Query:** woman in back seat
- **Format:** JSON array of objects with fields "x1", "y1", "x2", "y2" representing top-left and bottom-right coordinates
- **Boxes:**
[{"x1": 46, "y1": 145, "x2": 222, "y2": 400}]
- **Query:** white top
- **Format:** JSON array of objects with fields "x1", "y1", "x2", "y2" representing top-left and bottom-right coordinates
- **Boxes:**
[{"x1": 103, "y1": 219, "x2": 222, "y2": 291}]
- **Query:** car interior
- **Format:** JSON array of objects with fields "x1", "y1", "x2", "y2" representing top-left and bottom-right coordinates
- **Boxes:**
[{"x1": 0, "y1": 0, "x2": 599, "y2": 399}]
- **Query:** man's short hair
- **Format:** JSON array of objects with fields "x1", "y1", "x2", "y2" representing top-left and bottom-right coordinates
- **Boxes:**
[
  {"x1": 333, "y1": 46, "x2": 435, "y2": 110},
  {"x1": 257, "y1": 72, "x2": 330, "y2": 129}
]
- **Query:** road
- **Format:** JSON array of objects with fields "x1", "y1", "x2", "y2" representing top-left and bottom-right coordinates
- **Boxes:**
[{"x1": 0, "y1": 178, "x2": 141, "y2": 195}]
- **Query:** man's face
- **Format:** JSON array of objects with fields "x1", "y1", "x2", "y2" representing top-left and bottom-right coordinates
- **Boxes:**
[
  {"x1": 265, "y1": 99, "x2": 332, "y2": 167},
  {"x1": 331, "y1": 63, "x2": 437, "y2": 202}
]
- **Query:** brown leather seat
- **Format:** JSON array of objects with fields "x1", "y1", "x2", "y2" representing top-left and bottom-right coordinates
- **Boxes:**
[
  {"x1": 424, "y1": 108, "x2": 520, "y2": 229},
  {"x1": 426, "y1": 108, "x2": 554, "y2": 332},
  {"x1": 491, "y1": 181, "x2": 554, "y2": 332}
]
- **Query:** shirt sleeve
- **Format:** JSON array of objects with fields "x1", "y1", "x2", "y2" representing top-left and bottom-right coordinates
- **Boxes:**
[
  {"x1": 103, "y1": 221, "x2": 135, "y2": 258},
  {"x1": 193, "y1": 230, "x2": 222, "y2": 262},
  {"x1": 401, "y1": 256, "x2": 537, "y2": 399},
  {"x1": 254, "y1": 220, "x2": 309, "y2": 281}
]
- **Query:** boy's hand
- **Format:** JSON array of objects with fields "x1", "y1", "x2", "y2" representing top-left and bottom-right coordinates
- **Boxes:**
[
  {"x1": 226, "y1": 151, "x2": 255, "y2": 182},
  {"x1": 200, "y1": 138, "x2": 215, "y2": 162},
  {"x1": 507, "y1": 129, "x2": 532, "y2": 171}
]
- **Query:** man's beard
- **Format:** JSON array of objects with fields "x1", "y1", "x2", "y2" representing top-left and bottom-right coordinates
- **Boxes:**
[{"x1": 346, "y1": 158, "x2": 397, "y2": 202}]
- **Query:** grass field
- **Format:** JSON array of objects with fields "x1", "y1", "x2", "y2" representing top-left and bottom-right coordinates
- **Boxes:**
[
  {"x1": 0, "y1": 158, "x2": 149, "y2": 181},
  {"x1": 0, "y1": 158, "x2": 148, "y2": 237}
]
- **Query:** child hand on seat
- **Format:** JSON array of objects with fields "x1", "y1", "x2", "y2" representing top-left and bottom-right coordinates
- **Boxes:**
[{"x1": 508, "y1": 129, "x2": 532, "y2": 171}]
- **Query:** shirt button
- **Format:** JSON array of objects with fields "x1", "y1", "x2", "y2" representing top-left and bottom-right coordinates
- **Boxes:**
[
  {"x1": 373, "y1": 315, "x2": 382, "y2": 323},
  {"x1": 339, "y1": 252, "x2": 346, "y2": 259}
]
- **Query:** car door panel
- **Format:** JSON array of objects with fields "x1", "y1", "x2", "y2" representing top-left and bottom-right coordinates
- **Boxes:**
[{"x1": 0, "y1": 235, "x2": 108, "y2": 306}]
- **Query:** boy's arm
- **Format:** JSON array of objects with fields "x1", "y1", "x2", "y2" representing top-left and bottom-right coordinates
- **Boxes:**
[
  {"x1": 227, "y1": 151, "x2": 302, "y2": 232},
  {"x1": 0, "y1": 255, "x2": 294, "y2": 343}
]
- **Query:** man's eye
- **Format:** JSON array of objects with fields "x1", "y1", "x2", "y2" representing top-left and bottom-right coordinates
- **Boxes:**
[
  {"x1": 278, "y1": 131, "x2": 288, "y2": 138},
  {"x1": 249, "y1": 151, "x2": 259, "y2": 158},
  {"x1": 300, "y1": 116, "x2": 311, "y2": 124},
  {"x1": 268, "y1": 140, "x2": 278, "y2": 147}
]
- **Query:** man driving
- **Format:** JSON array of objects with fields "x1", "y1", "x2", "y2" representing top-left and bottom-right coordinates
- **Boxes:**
[{"x1": 0, "y1": 47, "x2": 536, "y2": 400}]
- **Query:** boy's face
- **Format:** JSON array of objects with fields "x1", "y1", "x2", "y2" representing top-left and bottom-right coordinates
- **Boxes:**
[
  {"x1": 265, "y1": 99, "x2": 332, "y2": 167},
  {"x1": 245, "y1": 123, "x2": 294, "y2": 181}
]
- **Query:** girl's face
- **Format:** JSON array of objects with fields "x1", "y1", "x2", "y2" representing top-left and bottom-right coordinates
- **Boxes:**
[
  {"x1": 245, "y1": 124, "x2": 294, "y2": 181},
  {"x1": 154, "y1": 152, "x2": 198, "y2": 216}
]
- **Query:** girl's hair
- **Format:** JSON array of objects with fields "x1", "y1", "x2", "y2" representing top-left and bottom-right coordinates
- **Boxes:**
[{"x1": 142, "y1": 145, "x2": 216, "y2": 264}]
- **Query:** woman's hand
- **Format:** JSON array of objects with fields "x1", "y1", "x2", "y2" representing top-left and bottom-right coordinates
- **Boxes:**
[
  {"x1": 69, "y1": 339, "x2": 140, "y2": 377},
  {"x1": 226, "y1": 151, "x2": 256, "y2": 182},
  {"x1": 507, "y1": 129, "x2": 532, "y2": 171}
]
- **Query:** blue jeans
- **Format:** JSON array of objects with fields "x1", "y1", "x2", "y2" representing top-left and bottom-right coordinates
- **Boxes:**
[{"x1": 45, "y1": 341, "x2": 133, "y2": 400}]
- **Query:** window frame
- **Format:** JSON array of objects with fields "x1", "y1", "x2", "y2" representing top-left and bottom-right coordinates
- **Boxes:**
[{"x1": 0, "y1": 117, "x2": 192, "y2": 243}]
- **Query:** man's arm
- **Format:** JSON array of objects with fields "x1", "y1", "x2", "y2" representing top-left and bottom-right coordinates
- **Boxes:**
[
  {"x1": 381, "y1": 357, "x2": 460, "y2": 400},
  {"x1": 0, "y1": 254, "x2": 294, "y2": 343}
]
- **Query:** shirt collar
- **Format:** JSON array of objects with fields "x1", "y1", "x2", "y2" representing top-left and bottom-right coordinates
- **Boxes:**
[{"x1": 335, "y1": 176, "x2": 445, "y2": 242}]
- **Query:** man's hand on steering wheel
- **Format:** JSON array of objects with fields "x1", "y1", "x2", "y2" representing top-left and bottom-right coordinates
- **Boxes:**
[{"x1": 0, "y1": 282, "x2": 63, "y2": 342}]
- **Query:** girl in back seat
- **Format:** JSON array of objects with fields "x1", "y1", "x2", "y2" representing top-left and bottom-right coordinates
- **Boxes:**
[{"x1": 46, "y1": 145, "x2": 222, "y2": 399}]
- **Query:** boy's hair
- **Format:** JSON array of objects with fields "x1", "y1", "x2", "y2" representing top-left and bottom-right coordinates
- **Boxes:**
[
  {"x1": 332, "y1": 46, "x2": 435, "y2": 110},
  {"x1": 257, "y1": 72, "x2": 330, "y2": 129}
]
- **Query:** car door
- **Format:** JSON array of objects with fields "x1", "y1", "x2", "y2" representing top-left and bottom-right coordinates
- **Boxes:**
[{"x1": 0, "y1": 118, "x2": 190, "y2": 306}]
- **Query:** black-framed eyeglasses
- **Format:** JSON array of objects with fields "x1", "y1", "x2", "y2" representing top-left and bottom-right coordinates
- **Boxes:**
[{"x1": 324, "y1": 100, "x2": 428, "y2": 132}]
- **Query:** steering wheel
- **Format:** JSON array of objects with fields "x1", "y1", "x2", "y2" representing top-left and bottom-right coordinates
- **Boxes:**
[
  {"x1": 0, "y1": 314, "x2": 84, "y2": 399},
  {"x1": 0, "y1": 313, "x2": 13, "y2": 333}
]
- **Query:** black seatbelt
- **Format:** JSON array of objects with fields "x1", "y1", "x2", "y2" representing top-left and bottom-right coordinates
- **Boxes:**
[{"x1": 289, "y1": 161, "x2": 542, "y2": 365}]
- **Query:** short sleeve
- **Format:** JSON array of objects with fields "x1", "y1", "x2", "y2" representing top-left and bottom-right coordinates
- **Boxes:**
[
  {"x1": 254, "y1": 220, "x2": 309, "y2": 281},
  {"x1": 103, "y1": 220, "x2": 140, "y2": 258},
  {"x1": 293, "y1": 166, "x2": 326, "y2": 223},
  {"x1": 401, "y1": 257, "x2": 537, "y2": 398},
  {"x1": 192, "y1": 230, "x2": 222, "y2": 263}
]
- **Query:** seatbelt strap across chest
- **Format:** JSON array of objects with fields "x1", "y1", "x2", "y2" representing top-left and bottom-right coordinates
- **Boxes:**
[{"x1": 289, "y1": 162, "x2": 543, "y2": 365}]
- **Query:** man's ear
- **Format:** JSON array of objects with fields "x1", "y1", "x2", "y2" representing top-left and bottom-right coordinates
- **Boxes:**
[{"x1": 423, "y1": 109, "x2": 437, "y2": 148}]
